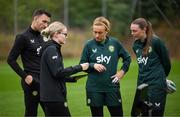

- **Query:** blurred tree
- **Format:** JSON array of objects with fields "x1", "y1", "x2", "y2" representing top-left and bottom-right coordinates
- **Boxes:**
[
  {"x1": 69, "y1": 0, "x2": 101, "y2": 28},
  {"x1": 108, "y1": 0, "x2": 131, "y2": 36},
  {"x1": 0, "y1": 0, "x2": 179, "y2": 34},
  {"x1": 17, "y1": 0, "x2": 64, "y2": 30},
  {"x1": 0, "y1": 0, "x2": 14, "y2": 33},
  {"x1": 131, "y1": 0, "x2": 180, "y2": 28}
]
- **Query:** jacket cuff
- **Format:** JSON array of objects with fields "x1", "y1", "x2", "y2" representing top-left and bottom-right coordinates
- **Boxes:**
[
  {"x1": 89, "y1": 63, "x2": 95, "y2": 69},
  {"x1": 74, "y1": 65, "x2": 83, "y2": 72}
]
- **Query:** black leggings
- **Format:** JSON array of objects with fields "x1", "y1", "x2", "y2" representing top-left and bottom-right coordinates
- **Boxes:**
[
  {"x1": 90, "y1": 106, "x2": 123, "y2": 117},
  {"x1": 43, "y1": 102, "x2": 71, "y2": 116}
]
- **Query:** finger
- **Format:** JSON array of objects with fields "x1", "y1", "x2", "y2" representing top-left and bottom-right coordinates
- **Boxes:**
[
  {"x1": 97, "y1": 68, "x2": 102, "y2": 72},
  {"x1": 112, "y1": 78, "x2": 116, "y2": 83},
  {"x1": 98, "y1": 66, "x2": 105, "y2": 72},
  {"x1": 112, "y1": 79, "x2": 116, "y2": 83},
  {"x1": 114, "y1": 78, "x2": 118, "y2": 83},
  {"x1": 113, "y1": 79, "x2": 118, "y2": 83},
  {"x1": 97, "y1": 69, "x2": 101, "y2": 72},
  {"x1": 111, "y1": 75, "x2": 116, "y2": 79},
  {"x1": 102, "y1": 66, "x2": 106, "y2": 71},
  {"x1": 112, "y1": 77, "x2": 119, "y2": 83},
  {"x1": 99, "y1": 68, "x2": 105, "y2": 72}
]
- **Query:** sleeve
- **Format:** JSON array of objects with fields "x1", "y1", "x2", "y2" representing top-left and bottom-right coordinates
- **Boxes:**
[
  {"x1": 79, "y1": 42, "x2": 94, "y2": 72},
  {"x1": 64, "y1": 76, "x2": 77, "y2": 83},
  {"x1": 57, "y1": 65, "x2": 82, "y2": 78},
  {"x1": 7, "y1": 34, "x2": 28, "y2": 79},
  {"x1": 65, "y1": 74, "x2": 87, "y2": 83},
  {"x1": 45, "y1": 47, "x2": 82, "y2": 79},
  {"x1": 154, "y1": 38, "x2": 171, "y2": 76},
  {"x1": 118, "y1": 42, "x2": 131, "y2": 73}
]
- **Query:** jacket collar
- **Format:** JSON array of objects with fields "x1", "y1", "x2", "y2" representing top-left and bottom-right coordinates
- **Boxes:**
[
  {"x1": 94, "y1": 36, "x2": 109, "y2": 45},
  {"x1": 51, "y1": 40, "x2": 61, "y2": 49},
  {"x1": 28, "y1": 26, "x2": 40, "y2": 36}
]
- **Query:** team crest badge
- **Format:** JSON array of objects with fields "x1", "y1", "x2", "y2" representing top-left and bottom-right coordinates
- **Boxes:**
[
  {"x1": 108, "y1": 45, "x2": 114, "y2": 52},
  {"x1": 64, "y1": 102, "x2": 68, "y2": 107},
  {"x1": 87, "y1": 99, "x2": 91, "y2": 104},
  {"x1": 148, "y1": 46, "x2": 152, "y2": 53},
  {"x1": 32, "y1": 91, "x2": 38, "y2": 96},
  {"x1": 136, "y1": 49, "x2": 139, "y2": 54}
]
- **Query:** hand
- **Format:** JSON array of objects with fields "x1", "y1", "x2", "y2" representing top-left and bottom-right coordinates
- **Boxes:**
[
  {"x1": 94, "y1": 63, "x2": 106, "y2": 72},
  {"x1": 25, "y1": 75, "x2": 33, "y2": 85},
  {"x1": 80, "y1": 63, "x2": 89, "y2": 70},
  {"x1": 111, "y1": 70, "x2": 125, "y2": 83}
]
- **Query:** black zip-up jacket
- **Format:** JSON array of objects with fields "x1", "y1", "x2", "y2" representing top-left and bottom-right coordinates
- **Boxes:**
[
  {"x1": 7, "y1": 26, "x2": 44, "y2": 81},
  {"x1": 40, "y1": 40, "x2": 82, "y2": 102}
]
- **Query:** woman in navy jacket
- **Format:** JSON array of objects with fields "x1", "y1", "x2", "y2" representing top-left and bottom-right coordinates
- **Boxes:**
[{"x1": 40, "y1": 21, "x2": 89, "y2": 116}]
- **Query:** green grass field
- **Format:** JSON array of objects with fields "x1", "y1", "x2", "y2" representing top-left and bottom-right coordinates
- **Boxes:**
[{"x1": 0, "y1": 58, "x2": 180, "y2": 116}]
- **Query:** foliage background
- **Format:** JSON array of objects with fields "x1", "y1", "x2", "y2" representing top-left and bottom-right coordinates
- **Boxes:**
[
  {"x1": 0, "y1": 0, "x2": 180, "y2": 60},
  {"x1": 0, "y1": 0, "x2": 180, "y2": 116}
]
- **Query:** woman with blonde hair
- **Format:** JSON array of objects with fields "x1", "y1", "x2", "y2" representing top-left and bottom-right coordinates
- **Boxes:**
[
  {"x1": 80, "y1": 17, "x2": 131, "y2": 116},
  {"x1": 40, "y1": 21, "x2": 89, "y2": 116}
]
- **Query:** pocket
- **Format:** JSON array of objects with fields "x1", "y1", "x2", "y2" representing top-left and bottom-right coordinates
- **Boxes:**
[
  {"x1": 26, "y1": 75, "x2": 39, "y2": 89},
  {"x1": 31, "y1": 77, "x2": 37, "y2": 85}
]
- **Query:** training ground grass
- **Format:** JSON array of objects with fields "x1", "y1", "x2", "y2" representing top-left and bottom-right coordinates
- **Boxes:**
[{"x1": 0, "y1": 59, "x2": 180, "y2": 116}]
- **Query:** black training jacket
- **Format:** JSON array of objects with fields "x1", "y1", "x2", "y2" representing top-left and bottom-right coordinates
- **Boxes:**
[
  {"x1": 40, "y1": 40, "x2": 82, "y2": 102},
  {"x1": 7, "y1": 26, "x2": 44, "y2": 81}
]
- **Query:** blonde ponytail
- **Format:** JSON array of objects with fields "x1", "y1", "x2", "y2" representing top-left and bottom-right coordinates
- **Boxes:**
[{"x1": 41, "y1": 21, "x2": 66, "y2": 41}]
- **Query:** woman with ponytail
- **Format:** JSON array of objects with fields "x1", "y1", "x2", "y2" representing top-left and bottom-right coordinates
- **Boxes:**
[
  {"x1": 80, "y1": 16, "x2": 131, "y2": 116},
  {"x1": 130, "y1": 18, "x2": 171, "y2": 116},
  {"x1": 40, "y1": 21, "x2": 89, "y2": 116}
]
